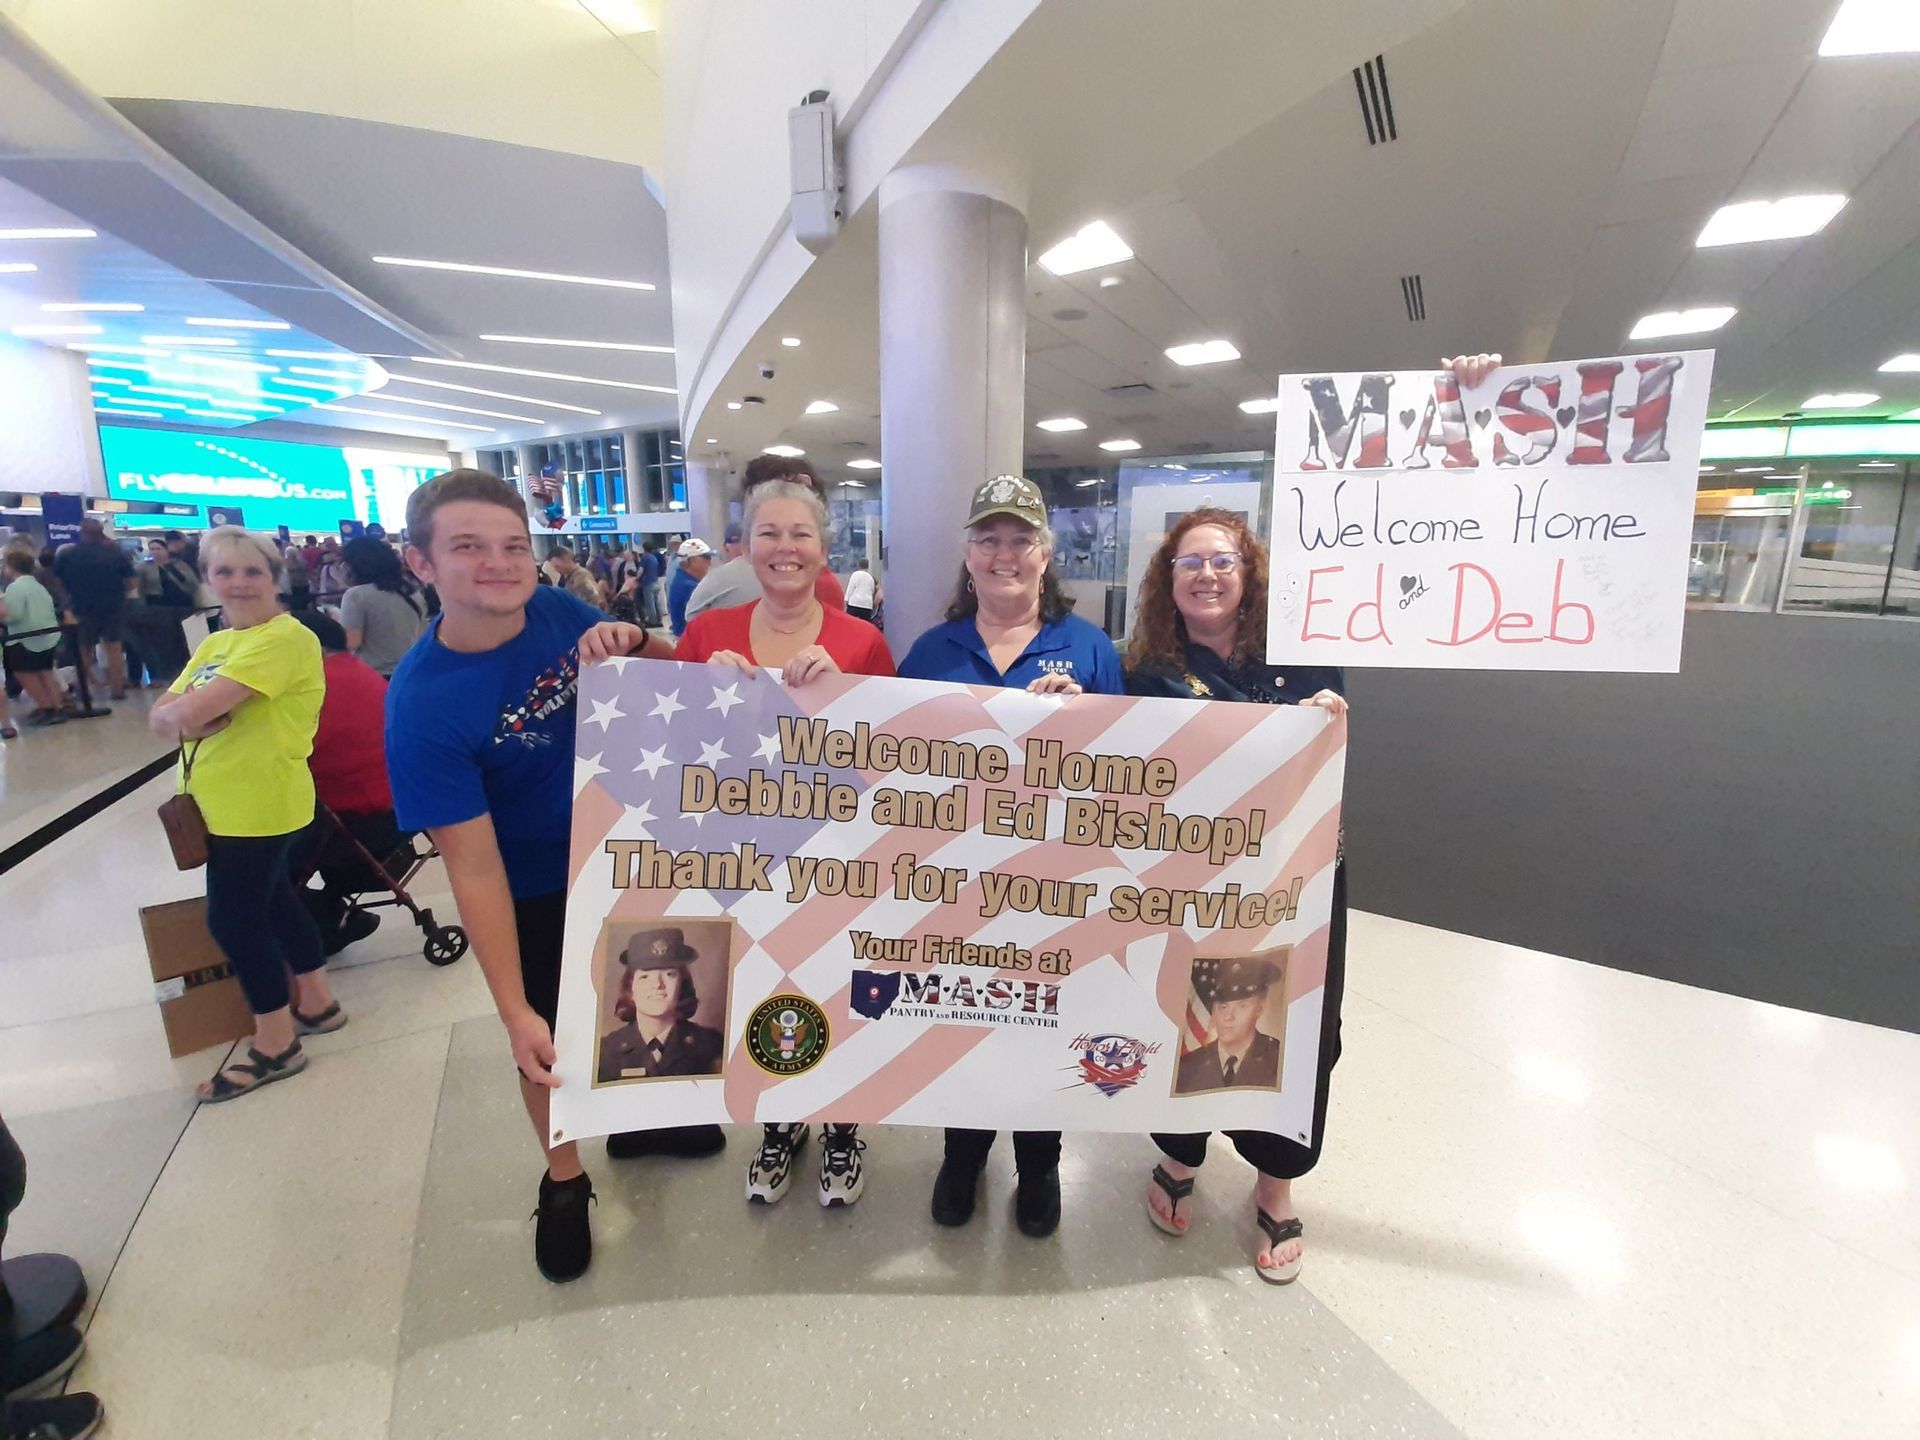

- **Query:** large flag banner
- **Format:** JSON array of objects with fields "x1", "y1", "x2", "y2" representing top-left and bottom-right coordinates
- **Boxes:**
[
  {"x1": 548, "y1": 660, "x2": 1345, "y2": 1146},
  {"x1": 1266, "y1": 350, "x2": 1714, "y2": 671}
]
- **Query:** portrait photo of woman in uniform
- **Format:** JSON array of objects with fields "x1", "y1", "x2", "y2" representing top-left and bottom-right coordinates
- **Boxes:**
[{"x1": 593, "y1": 923, "x2": 730, "y2": 1085}]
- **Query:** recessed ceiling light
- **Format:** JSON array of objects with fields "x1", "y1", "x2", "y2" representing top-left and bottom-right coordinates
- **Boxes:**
[
  {"x1": 847, "y1": 458, "x2": 882, "y2": 470},
  {"x1": 185, "y1": 317, "x2": 290, "y2": 330},
  {"x1": 1734, "y1": 466, "x2": 1773, "y2": 474},
  {"x1": 379, "y1": 374, "x2": 602, "y2": 415},
  {"x1": 704, "y1": 437, "x2": 717, "y2": 443},
  {"x1": 1038, "y1": 220, "x2": 1134, "y2": 276},
  {"x1": 97, "y1": 407, "x2": 166, "y2": 418},
  {"x1": 1036, "y1": 417, "x2": 1087, "y2": 432},
  {"x1": 0, "y1": 263, "x2": 38, "y2": 274},
  {"x1": 127, "y1": 386, "x2": 215, "y2": 402},
  {"x1": 726, "y1": 401, "x2": 743, "y2": 410},
  {"x1": 69, "y1": 343, "x2": 168, "y2": 356},
  {"x1": 1098, "y1": 275, "x2": 1123, "y2": 289},
  {"x1": 1877, "y1": 353, "x2": 1920, "y2": 372},
  {"x1": 780, "y1": 336, "x2": 802, "y2": 347},
  {"x1": 1629, "y1": 306, "x2": 1737, "y2": 339},
  {"x1": 1166, "y1": 339, "x2": 1241, "y2": 366},
  {"x1": 1239, "y1": 397, "x2": 1281, "y2": 414},
  {"x1": 1099, "y1": 438, "x2": 1142, "y2": 452},
  {"x1": 42, "y1": 302, "x2": 143, "y2": 313},
  {"x1": 11, "y1": 324, "x2": 101, "y2": 336},
  {"x1": 185, "y1": 409, "x2": 262, "y2": 422},
  {"x1": 371, "y1": 255, "x2": 655, "y2": 290},
  {"x1": 288, "y1": 366, "x2": 365, "y2": 380},
  {"x1": 763, "y1": 444, "x2": 805, "y2": 457},
  {"x1": 1803, "y1": 392, "x2": 1879, "y2": 409},
  {"x1": 479, "y1": 334, "x2": 674, "y2": 354},
  {"x1": 171, "y1": 354, "x2": 278, "y2": 373},
  {"x1": 804, "y1": 400, "x2": 838, "y2": 415},
  {"x1": 144, "y1": 335, "x2": 239, "y2": 347},
  {"x1": 0, "y1": 228, "x2": 94, "y2": 240},
  {"x1": 840, "y1": 479, "x2": 867, "y2": 488},
  {"x1": 264, "y1": 349, "x2": 359, "y2": 361},
  {"x1": 406, "y1": 357, "x2": 675, "y2": 394},
  {"x1": 82, "y1": 357, "x2": 150, "y2": 372},
  {"x1": 1860, "y1": 459, "x2": 1900, "y2": 466},
  {"x1": 1819, "y1": 0, "x2": 1920, "y2": 55},
  {"x1": 1695, "y1": 195, "x2": 1847, "y2": 247},
  {"x1": 267, "y1": 377, "x2": 354, "y2": 392},
  {"x1": 1698, "y1": 466, "x2": 1716, "y2": 473},
  {"x1": 313, "y1": 402, "x2": 494, "y2": 431}
]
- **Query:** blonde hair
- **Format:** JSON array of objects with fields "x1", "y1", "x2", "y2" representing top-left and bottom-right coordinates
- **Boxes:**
[{"x1": 199, "y1": 525, "x2": 284, "y2": 581}]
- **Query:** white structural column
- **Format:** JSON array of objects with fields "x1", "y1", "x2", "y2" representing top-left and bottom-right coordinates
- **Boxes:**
[
  {"x1": 683, "y1": 459, "x2": 731, "y2": 547},
  {"x1": 877, "y1": 165, "x2": 1029, "y2": 656}
]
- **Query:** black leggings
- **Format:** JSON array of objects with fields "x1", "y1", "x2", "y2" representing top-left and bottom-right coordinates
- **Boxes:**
[
  {"x1": 205, "y1": 830, "x2": 327, "y2": 1015},
  {"x1": 1152, "y1": 863, "x2": 1348, "y2": 1182}
]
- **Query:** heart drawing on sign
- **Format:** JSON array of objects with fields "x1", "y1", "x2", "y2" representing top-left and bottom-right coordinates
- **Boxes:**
[
  {"x1": 1399, "y1": 574, "x2": 1418, "y2": 595},
  {"x1": 1556, "y1": 406, "x2": 1577, "y2": 426},
  {"x1": 1473, "y1": 409, "x2": 1491, "y2": 427},
  {"x1": 1398, "y1": 408, "x2": 1417, "y2": 429}
]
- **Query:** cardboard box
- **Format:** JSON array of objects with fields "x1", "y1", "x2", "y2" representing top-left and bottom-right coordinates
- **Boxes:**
[{"x1": 140, "y1": 896, "x2": 253, "y2": 1058}]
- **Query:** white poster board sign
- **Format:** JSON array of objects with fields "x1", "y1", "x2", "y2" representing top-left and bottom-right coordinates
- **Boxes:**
[{"x1": 1266, "y1": 351, "x2": 1713, "y2": 671}]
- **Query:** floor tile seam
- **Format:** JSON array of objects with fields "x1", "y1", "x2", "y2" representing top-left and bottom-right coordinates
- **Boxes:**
[
  {"x1": 72, "y1": 1038, "x2": 239, "y2": 1339},
  {"x1": 380, "y1": 1023, "x2": 458, "y2": 1440},
  {"x1": 1346, "y1": 981, "x2": 1920, "y2": 1286}
]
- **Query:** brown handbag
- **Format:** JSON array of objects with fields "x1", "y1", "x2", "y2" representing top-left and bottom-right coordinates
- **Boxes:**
[{"x1": 157, "y1": 741, "x2": 209, "y2": 870}]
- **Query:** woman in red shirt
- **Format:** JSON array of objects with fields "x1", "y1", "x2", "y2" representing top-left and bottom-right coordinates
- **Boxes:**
[{"x1": 676, "y1": 480, "x2": 893, "y2": 1211}]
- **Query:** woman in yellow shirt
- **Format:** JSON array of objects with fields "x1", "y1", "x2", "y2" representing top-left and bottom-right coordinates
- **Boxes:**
[{"x1": 150, "y1": 527, "x2": 338, "y2": 1102}]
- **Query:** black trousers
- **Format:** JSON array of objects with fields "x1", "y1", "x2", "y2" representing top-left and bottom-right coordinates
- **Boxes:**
[
  {"x1": 205, "y1": 830, "x2": 328, "y2": 1015},
  {"x1": 0, "y1": 1113, "x2": 24, "y2": 1416},
  {"x1": 944, "y1": 1128, "x2": 1061, "y2": 1173},
  {"x1": 293, "y1": 810, "x2": 407, "y2": 950},
  {"x1": 1152, "y1": 862, "x2": 1348, "y2": 1181}
]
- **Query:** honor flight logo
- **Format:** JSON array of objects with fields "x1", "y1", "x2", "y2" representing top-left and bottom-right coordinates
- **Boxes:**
[{"x1": 847, "y1": 969, "x2": 1061, "y2": 1030}]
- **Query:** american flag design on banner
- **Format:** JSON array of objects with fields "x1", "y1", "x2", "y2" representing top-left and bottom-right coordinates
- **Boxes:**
[{"x1": 549, "y1": 658, "x2": 1344, "y2": 1143}]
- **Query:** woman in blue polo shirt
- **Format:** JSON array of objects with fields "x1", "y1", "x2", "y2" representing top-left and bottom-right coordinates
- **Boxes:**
[{"x1": 898, "y1": 474, "x2": 1123, "y2": 1240}]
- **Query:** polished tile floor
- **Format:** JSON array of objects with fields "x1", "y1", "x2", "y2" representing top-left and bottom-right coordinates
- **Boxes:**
[{"x1": 3, "y1": 776, "x2": 1917, "y2": 1439}]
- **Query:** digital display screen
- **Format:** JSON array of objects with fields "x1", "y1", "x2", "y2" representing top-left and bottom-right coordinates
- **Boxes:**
[{"x1": 98, "y1": 426, "x2": 448, "y2": 533}]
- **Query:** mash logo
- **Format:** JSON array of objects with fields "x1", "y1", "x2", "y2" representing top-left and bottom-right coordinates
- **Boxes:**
[
  {"x1": 848, "y1": 968, "x2": 1061, "y2": 1030},
  {"x1": 1068, "y1": 1033, "x2": 1161, "y2": 1096}
]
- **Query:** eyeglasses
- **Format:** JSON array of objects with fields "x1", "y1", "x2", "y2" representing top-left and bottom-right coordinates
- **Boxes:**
[
  {"x1": 968, "y1": 534, "x2": 1040, "y2": 557},
  {"x1": 1170, "y1": 552, "x2": 1242, "y2": 575}
]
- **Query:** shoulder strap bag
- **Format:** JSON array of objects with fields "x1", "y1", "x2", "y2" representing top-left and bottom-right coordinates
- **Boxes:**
[{"x1": 156, "y1": 741, "x2": 210, "y2": 871}]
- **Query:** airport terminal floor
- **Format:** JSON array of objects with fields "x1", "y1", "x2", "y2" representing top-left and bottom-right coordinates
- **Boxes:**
[{"x1": 4, "y1": 718, "x2": 1916, "y2": 1440}]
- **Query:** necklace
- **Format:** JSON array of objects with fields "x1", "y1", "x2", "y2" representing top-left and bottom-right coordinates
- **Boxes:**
[{"x1": 757, "y1": 602, "x2": 820, "y2": 636}]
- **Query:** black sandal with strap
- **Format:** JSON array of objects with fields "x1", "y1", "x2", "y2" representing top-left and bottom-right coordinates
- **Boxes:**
[
  {"x1": 1146, "y1": 1163, "x2": 1196, "y2": 1236},
  {"x1": 293, "y1": 1002, "x2": 347, "y2": 1036},
  {"x1": 1254, "y1": 1208, "x2": 1304, "y2": 1285},
  {"x1": 198, "y1": 1041, "x2": 308, "y2": 1104}
]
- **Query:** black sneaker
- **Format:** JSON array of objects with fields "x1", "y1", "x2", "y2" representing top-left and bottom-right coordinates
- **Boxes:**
[
  {"x1": 930, "y1": 1158, "x2": 983, "y2": 1227},
  {"x1": 531, "y1": 1171, "x2": 594, "y2": 1283},
  {"x1": 4, "y1": 1390, "x2": 104, "y2": 1439},
  {"x1": 331, "y1": 908, "x2": 381, "y2": 954},
  {"x1": 605, "y1": 1124, "x2": 726, "y2": 1160},
  {"x1": 2, "y1": 1325, "x2": 82, "y2": 1400},
  {"x1": 1014, "y1": 1164, "x2": 1062, "y2": 1238}
]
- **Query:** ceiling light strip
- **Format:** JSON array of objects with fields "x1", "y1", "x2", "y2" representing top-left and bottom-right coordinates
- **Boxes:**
[
  {"x1": 371, "y1": 255, "x2": 655, "y2": 291},
  {"x1": 405, "y1": 357, "x2": 675, "y2": 394}
]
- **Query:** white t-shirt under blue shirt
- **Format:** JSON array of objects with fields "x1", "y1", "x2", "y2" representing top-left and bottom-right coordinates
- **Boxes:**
[{"x1": 384, "y1": 585, "x2": 602, "y2": 899}]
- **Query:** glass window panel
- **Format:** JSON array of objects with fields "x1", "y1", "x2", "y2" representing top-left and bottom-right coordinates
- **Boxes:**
[
  {"x1": 1690, "y1": 464, "x2": 1794, "y2": 609},
  {"x1": 1889, "y1": 465, "x2": 1920, "y2": 616},
  {"x1": 1781, "y1": 459, "x2": 1907, "y2": 614}
]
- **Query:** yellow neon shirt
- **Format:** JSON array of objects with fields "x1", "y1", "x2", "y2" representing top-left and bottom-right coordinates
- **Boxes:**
[{"x1": 170, "y1": 613, "x2": 324, "y2": 837}]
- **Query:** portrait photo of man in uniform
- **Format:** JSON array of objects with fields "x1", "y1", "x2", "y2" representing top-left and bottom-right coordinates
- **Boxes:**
[
  {"x1": 592, "y1": 920, "x2": 733, "y2": 1086},
  {"x1": 1172, "y1": 951, "x2": 1288, "y2": 1096}
]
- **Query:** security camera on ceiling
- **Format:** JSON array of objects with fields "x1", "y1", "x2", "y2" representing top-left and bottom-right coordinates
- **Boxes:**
[{"x1": 758, "y1": 361, "x2": 776, "y2": 381}]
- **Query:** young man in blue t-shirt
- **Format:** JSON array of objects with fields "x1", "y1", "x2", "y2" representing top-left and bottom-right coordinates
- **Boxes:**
[{"x1": 387, "y1": 470, "x2": 695, "y2": 1283}]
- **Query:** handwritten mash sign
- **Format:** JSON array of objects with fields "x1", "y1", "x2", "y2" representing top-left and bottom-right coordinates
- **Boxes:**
[
  {"x1": 1267, "y1": 351, "x2": 1713, "y2": 671},
  {"x1": 548, "y1": 660, "x2": 1345, "y2": 1143}
]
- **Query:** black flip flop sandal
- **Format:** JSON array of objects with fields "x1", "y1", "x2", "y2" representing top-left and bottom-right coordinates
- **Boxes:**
[
  {"x1": 1147, "y1": 1163, "x2": 1196, "y2": 1236},
  {"x1": 198, "y1": 1042, "x2": 307, "y2": 1104},
  {"x1": 1255, "y1": 1208, "x2": 1304, "y2": 1284}
]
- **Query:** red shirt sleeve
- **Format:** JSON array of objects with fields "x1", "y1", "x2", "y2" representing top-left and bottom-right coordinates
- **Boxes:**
[
  {"x1": 817, "y1": 607, "x2": 895, "y2": 677},
  {"x1": 815, "y1": 569, "x2": 845, "y2": 610}
]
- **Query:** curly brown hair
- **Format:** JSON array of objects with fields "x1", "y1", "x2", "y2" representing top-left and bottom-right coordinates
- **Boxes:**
[
  {"x1": 1125, "y1": 507, "x2": 1269, "y2": 672},
  {"x1": 613, "y1": 964, "x2": 699, "y2": 1024}
]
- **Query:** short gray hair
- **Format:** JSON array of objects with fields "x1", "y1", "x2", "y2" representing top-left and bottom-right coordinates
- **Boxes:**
[
  {"x1": 743, "y1": 479, "x2": 829, "y2": 539},
  {"x1": 200, "y1": 525, "x2": 283, "y2": 580}
]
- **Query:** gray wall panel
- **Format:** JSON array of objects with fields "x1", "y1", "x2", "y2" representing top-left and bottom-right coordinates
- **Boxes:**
[{"x1": 1342, "y1": 610, "x2": 1920, "y2": 1031}]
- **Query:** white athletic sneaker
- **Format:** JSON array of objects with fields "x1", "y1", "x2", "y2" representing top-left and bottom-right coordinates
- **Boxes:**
[
  {"x1": 746, "y1": 1123, "x2": 808, "y2": 1204},
  {"x1": 819, "y1": 1125, "x2": 866, "y2": 1208}
]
